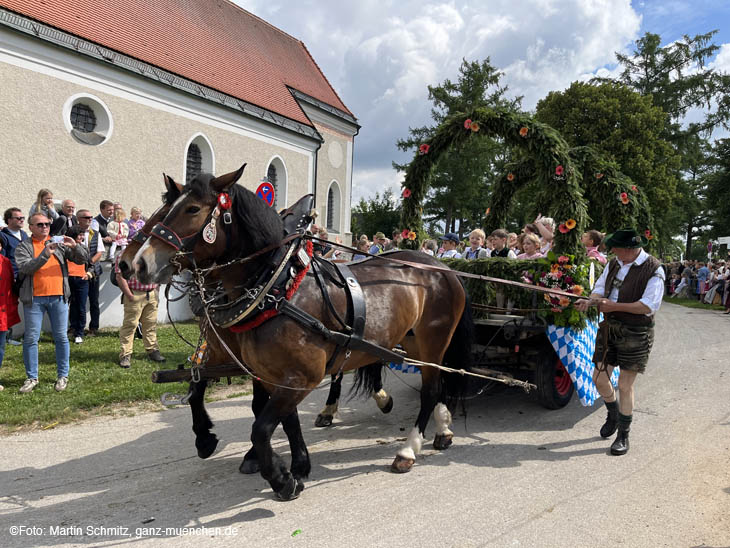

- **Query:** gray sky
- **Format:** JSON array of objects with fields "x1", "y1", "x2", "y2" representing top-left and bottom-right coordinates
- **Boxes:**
[{"x1": 235, "y1": 0, "x2": 730, "y2": 203}]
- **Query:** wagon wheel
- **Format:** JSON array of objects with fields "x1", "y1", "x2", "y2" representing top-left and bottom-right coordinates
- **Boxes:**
[{"x1": 535, "y1": 346, "x2": 574, "y2": 409}]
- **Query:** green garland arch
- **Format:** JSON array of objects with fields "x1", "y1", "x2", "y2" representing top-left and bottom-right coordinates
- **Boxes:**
[{"x1": 400, "y1": 107, "x2": 655, "y2": 253}]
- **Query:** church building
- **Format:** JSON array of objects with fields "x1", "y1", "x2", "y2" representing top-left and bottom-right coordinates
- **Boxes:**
[{"x1": 0, "y1": 0, "x2": 358, "y2": 238}]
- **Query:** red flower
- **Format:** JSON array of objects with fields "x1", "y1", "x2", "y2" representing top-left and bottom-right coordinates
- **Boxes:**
[
  {"x1": 555, "y1": 165, "x2": 564, "y2": 176},
  {"x1": 401, "y1": 229, "x2": 410, "y2": 238},
  {"x1": 507, "y1": 173, "x2": 515, "y2": 182},
  {"x1": 631, "y1": 185, "x2": 638, "y2": 192},
  {"x1": 519, "y1": 126, "x2": 529, "y2": 137},
  {"x1": 217, "y1": 192, "x2": 232, "y2": 210},
  {"x1": 558, "y1": 223, "x2": 569, "y2": 233},
  {"x1": 464, "y1": 119, "x2": 472, "y2": 129},
  {"x1": 419, "y1": 143, "x2": 430, "y2": 155},
  {"x1": 620, "y1": 192, "x2": 629, "y2": 205},
  {"x1": 558, "y1": 255, "x2": 569, "y2": 264},
  {"x1": 402, "y1": 188, "x2": 412, "y2": 198},
  {"x1": 645, "y1": 229, "x2": 651, "y2": 237}
]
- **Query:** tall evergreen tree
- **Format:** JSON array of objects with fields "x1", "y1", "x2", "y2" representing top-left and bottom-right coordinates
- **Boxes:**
[{"x1": 393, "y1": 59, "x2": 522, "y2": 236}]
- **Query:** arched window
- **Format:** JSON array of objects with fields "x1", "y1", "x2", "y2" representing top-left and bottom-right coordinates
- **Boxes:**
[
  {"x1": 326, "y1": 181, "x2": 341, "y2": 232},
  {"x1": 265, "y1": 157, "x2": 287, "y2": 209},
  {"x1": 184, "y1": 134, "x2": 214, "y2": 185},
  {"x1": 186, "y1": 143, "x2": 202, "y2": 184}
]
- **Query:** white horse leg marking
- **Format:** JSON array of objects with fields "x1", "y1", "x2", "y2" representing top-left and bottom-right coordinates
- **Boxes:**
[
  {"x1": 372, "y1": 388, "x2": 389, "y2": 409},
  {"x1": 396, "y1": 426, "x2": 424, "y2": 460},
  {"x1": 433, "y1": 403, "x2": 453, "y2": 437}
]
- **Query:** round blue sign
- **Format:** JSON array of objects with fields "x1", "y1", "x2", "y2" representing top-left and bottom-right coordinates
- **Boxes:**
[{"x1": 256, "y1": 182, "x2": 275, "y2": 207}]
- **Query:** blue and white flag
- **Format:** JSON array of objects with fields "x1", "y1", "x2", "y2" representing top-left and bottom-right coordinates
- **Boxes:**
[
  {"x1": 546, "y1": 315, "x2": 619, "y2": 406},
  {"x1": 387, "y1": 361, "x2": 421, "y2": 374}
]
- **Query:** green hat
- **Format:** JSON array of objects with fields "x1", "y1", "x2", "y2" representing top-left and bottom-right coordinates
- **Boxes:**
[
  {"x1": 603, "y1": 228, "x2": 648, "y2": 249},
  {"x1": 373, "y1": 232, "x2": 386, "y2": 240}
]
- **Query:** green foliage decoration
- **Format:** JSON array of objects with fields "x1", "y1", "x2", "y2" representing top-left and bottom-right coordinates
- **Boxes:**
[
  {"x1": 401, "y1": 107, "x2": 589, "y2": 255},
  {"x1": 443, "y1": 254, "x2": 604, "y2": 329}
]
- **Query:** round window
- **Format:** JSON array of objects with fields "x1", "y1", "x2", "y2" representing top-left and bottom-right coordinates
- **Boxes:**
[{"x1": 63, "y1": 94, "x2": 113, "y2": 146}]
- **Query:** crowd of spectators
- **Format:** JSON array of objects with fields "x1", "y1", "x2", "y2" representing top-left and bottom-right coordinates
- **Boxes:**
[
  {"x1": 0, "y1": 189, "x2": 164, "y2": 394},
  {"x1": 666, "y1": 259, "x2": 730, "y2": 311}
]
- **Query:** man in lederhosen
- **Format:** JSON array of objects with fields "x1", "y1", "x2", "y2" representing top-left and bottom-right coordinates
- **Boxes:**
[{"x1": 575, "y1": 228, "x2": 665, "y2": 455}]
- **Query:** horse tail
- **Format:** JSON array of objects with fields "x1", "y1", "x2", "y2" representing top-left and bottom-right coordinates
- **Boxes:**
[
  {"x1": 440, "y1": 288, "x2": 474, "y2": 408},
  {"x1": 350, "y1": 362, "x2": 386, "y2": 400}
]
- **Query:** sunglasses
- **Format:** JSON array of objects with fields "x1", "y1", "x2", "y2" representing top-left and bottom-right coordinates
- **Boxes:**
[
  {"x1": 79, "y1": 216, "x2": 93, "y2": 219},
  {"x1": 11, "y1": 216, "x2": 25, "y2": 221},
  {"x1": 34, "y1": 223, "x2": 51, "y2": 228}
]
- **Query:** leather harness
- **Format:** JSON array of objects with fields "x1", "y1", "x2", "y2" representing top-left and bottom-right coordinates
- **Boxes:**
[{"x1": 147, "y1": 193, "x2": 398, "y2": 373}]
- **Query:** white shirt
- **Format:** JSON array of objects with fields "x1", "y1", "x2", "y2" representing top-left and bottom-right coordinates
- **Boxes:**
[
  {"x1": 592, "y1": 249, "x2": 665, "y2": 315},
  {"x1": 438, "y1": 249, "x2": 461, "y2": 259}
]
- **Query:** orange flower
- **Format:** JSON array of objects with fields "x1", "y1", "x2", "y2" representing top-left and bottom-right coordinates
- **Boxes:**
[
  {"x1": 408, "y1": 231, "x2": 417, "y2": 241},
  {"x1": 571, "y1": 285, "x2": 584, "y2": 295},
  {"x1": 519, "y1": 126, "x2": 529, "y2": 137},
  {"x1": 565, "y1": 218, "x2": 576, "y2": 230},
  {"x1": 559, "y1": 297, "x2": 571, "y2": 307},
  {"x1": 648, "y1": 234, "x2": 654, "y2": 240},
  {"x1": 470, "y1": 121, "x2": 480, "y2": 132},
  {"x1": 596, "y1": 173, "x2": 604, "y2": 179},
  {"x1": 485, "y1": 207, "x2": 491, "y2": 215},
  {"x1": 544, "y1": 293, "x2": 552, "y2": 303},
  {"x1": 507, "y1": 173, "x2": 515, "y2": 181},
  {"x1": 620, "y1": 192, "x2": 630, "y2": 205}
]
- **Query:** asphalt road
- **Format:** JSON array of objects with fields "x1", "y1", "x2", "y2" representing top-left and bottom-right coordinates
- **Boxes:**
[{"x1": 1, "y1": 302, "x2": 729, "y2": 548}]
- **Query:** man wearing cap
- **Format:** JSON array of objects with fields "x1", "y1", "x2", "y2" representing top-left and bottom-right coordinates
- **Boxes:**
[
  {"x1": 369, "y1": 232, "x2": 387, "y2": 255},
  {"x1": 575, "y1": 228, "x2": 664, "y2": 455},
  {"x1": 437, "y1": 233, "x2": 462, "y2": 258}
]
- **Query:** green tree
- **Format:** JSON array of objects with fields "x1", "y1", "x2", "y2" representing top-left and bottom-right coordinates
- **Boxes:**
[
  {"x1": 394, "y1": 58, "x2": 521, "y2": 237},
  {"x1": 600, "y1": 31, "x2": 730, "y2": 254},
  {"x1": 535, "y1": 81, "x2": 680, "y2": 246},
  {"x1": 705, "y1": 139, "x2": 730, "y2": 240},
  {"x1": 350, "y1": 189, "x2": 401, "y2": 242}
]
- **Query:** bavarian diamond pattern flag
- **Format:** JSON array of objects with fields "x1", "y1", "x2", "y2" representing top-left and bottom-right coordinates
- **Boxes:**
[{"x1": 546, "y1": 316, "x2": 619, "y2": 406}]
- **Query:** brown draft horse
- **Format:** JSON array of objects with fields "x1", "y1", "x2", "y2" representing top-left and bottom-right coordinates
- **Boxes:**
[
  {"x1": 118, "y1": 177, "x2": 393, "y2": 475},
  {"x1": 132, "y1": 166, "x2": 473, "y2": 500}
]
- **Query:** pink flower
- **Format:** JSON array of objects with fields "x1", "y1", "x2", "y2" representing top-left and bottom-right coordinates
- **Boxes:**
[
  {"x1": 558, "y1": 223, "x2": 569, "y2": 234},
  {"x1": 558, "y1": 255, "x2": 569, "y2": 264},
  {"x1": 555, "y1": 165, "x2": 564, "y2": 176},
  {"x1": 645, "y1": 229, "x2": 651, "y2": 237},
  {"x1": 419, "y1": 143, "x2": 430, "y2": 155},
  {"x1": 402, "y1": 188, "x2": 412, "y2": 198},
  {"x1": 464, "y1": 119, "x2": 472, "y2": 129},
  {"x1": 631, "y1": 185, "x2": 638, "y2": 192},
  {"x1": 401, "y1": 229, "x2": 410, "y2": 238}
]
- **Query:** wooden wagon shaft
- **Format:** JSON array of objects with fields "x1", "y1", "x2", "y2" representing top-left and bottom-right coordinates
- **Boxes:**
[{"x1": 151, "y1": 363, "x2": 245, "y2": 383}]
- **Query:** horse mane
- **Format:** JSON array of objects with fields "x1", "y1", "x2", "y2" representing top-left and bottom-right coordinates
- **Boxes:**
[{"x1": 187, "y1": 173, "x2": 284, "y2": 255}]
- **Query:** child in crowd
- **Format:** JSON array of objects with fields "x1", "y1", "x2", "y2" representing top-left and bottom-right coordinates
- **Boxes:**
[
  {"x1": 421, "y1": 239, "x2": 437, "y2": 256},
  {"x1": 582, "y1": 229, "x2": 607, "y2": 264},
  {"x1": 516, "y1": 233, "x2": 543, "y2": 259},
  {"x1": 463, "y1": 229, "x2": 489, "y2": 259},
  {"x1": 107, "y1": 207, "x2": 130, "y2": 259},
  {"x1": 437, "y1": 233, "x2": 461, "y2": 258},
  {"x1": 127, "y1": 207, "x2": 145, "y2": 239},
  {"x1": 0, "y1": 237, "x2": 21, "y2": 391},
  {"x1": 507, "y1": 232, "x2": 519, "y2": 254},
  {"x1": 490, "y1": 229, "x2": 517, "y2": 258},
  {"x1": 352, "y1": 240, "x2": 369, "y2": 261}
]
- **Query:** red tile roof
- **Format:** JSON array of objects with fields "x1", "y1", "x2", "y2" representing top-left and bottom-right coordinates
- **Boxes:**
[{"x1": 0, "y1": 0, "x2": 353, "y2": 127}]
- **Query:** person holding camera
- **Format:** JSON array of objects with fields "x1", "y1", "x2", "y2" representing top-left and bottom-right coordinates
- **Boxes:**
[{"x1": 14, "y1": 213, "x2": 88, "y2": 393}]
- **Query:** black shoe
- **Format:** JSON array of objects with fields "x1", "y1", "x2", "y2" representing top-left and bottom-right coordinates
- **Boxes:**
[
  {"x1": 87, "y1": 328, "x2": 98, "y2": 337},
  {"x1": 135, "y1": 324, "x2": 143, "y2": 339},
  {"x1": 147, "y1": 350, "x2": 166, "y2": 363},
  {"x1": 610, "y1": 429, "x2": 630, "y2": 455},
  {"x1": 600, "y1": 400, "x2": 619, "y2": 438}
]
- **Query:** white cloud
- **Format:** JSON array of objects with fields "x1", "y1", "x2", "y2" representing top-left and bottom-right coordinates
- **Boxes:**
[{"x1": 237, "y1": 0, "x2": 645, "y2": 200}]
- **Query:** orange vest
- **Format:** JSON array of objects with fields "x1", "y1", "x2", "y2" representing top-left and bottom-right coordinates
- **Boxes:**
[{"x1": 32, "y1": 238, "x2": 64, "y2": 296}]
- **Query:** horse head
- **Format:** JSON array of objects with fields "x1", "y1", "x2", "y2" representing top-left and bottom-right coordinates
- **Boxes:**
[
  {"x1": 118, "y1": 174, "x2": 183, "y2": 280},
  {"x1": 133, "y1": 164, "x2": 285, "y2": 284}
]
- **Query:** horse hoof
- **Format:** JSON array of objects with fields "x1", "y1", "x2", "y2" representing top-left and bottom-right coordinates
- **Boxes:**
[
  {"x1": 239, "y1": 457, "x2": 259, "y2": 474},
  {"x1": 433, "y1": 433, "x2": 453, "y2": 450},
  {"x1": 195, "y1": 435, "x2": 219, "y2": 459},
  {"x1": 274, "y1": 475, "x2": 301, "y2": 501},
  {"x1": 390, "y1": 455, "x2": 415, "y2": 473},
  {"x1": 380, "y1": 396, "x2": 394, "y2": 414},
  {"x1": 314, "y1": 414, "x2": 333, "y2": 427}
]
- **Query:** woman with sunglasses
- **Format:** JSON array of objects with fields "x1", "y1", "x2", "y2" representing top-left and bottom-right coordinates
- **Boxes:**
[{"x1": 14, "y1": 213, "x2": 88, "y2": 393}]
